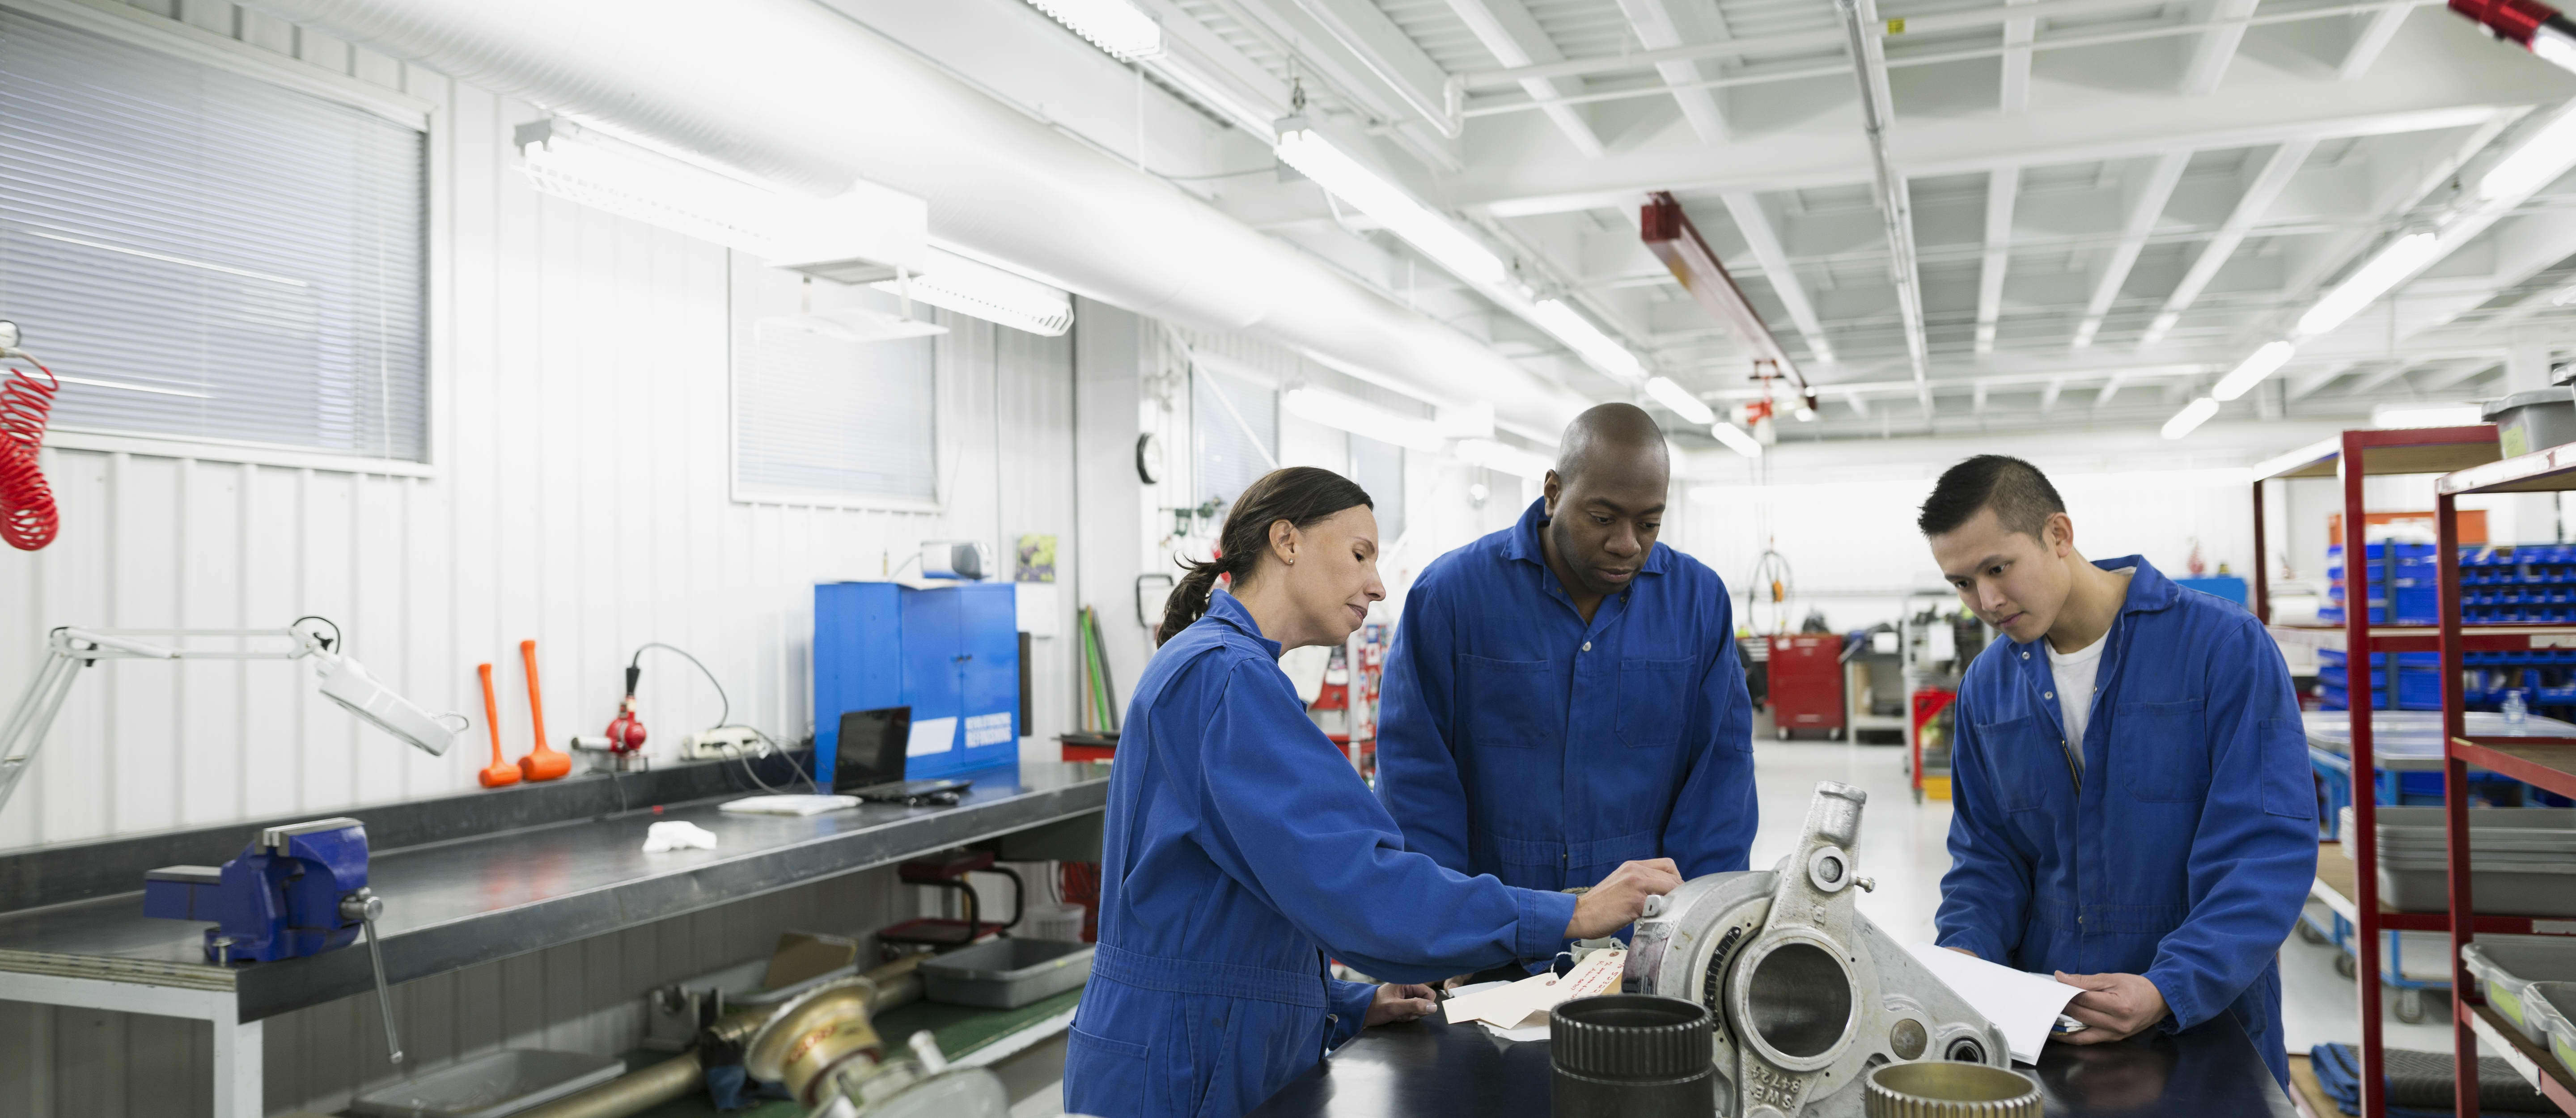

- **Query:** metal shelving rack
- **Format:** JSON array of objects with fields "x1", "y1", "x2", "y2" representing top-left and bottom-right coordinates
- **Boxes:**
[
  {"x1": 2252, "y1": 425, "x2": 2505, "y2": 1118},
  {"x1": 2432, "y1": 442, "x2": 2576, "y2": 1118}
]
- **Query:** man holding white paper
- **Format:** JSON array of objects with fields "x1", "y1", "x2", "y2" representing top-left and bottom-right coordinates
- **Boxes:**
[{"x1": 1917, "y1": 457, "x2": 2315, "y2": 1085}]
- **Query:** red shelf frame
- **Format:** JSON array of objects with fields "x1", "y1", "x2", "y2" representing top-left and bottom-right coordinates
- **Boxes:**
[
  {"x1": 2429, "y1": 436, "x2": 2576, "y2": 1118},
  {"x1": 2253, "y1": 426, "x2": 2508, "y2": 1118}
]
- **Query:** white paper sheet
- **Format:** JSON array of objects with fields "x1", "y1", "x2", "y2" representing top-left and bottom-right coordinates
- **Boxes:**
[
  {"x1": 1903, "y1": 942, "x2": 2083, "y2": 1063},
  {"x1": 907, "y1": 716, "x2": 958, "y2": 758},
  {"x1": 1443, "y1": 950, "x2": 1626, "y2": 1042}
]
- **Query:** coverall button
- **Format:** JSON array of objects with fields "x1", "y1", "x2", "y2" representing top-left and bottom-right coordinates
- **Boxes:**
[
  {"x1": 1582, "y1": 641, "x2": 1592, "y2": 652},
  {"x1": 2045, "y1": 692, "x2": 2054, "y2": 699}
]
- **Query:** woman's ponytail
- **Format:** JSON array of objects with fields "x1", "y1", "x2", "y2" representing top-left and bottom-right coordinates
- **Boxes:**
[
  {"x1": 1156, "y1": 553, "x2": 1237, "y2": 646},
  {"x1": 1150, "y1": 466, "x2": 1373, "y2": 647}
]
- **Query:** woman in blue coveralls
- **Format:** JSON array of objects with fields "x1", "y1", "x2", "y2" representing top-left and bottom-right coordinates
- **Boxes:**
[{"x1": 1062, "y1": 466, "x2": 1685, "y2": 1118}]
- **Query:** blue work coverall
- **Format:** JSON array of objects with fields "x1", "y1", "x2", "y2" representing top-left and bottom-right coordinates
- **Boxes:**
[
  {"x1": 1937, "y1": 557, "x2": 2316, "y2": 1084},
  {"x1": 1063, "y1": 589, "x2": 1580, "y2": 1118},
  {"x1": 1374, "y1": 498, "x2": 1758, "y2": 900}
]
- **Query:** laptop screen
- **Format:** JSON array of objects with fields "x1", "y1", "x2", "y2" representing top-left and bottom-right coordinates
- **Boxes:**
[{"x1": 832, "y1": 707, "x2": 911, "y2": 793}]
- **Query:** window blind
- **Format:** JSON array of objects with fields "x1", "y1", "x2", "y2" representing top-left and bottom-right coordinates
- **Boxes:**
[
  {"x1": 732, "y1": 258, "x2": 938, "y2": 503},
  {"x1": 0, "y1": 7, "x2": 427, "y2": 460},
  {"x1": 1350, "y1": 434, "x2": 1404, "y2": 542},
  {"x1": 1192, "y1": 363, "x2": 1274, "y2": 511}
]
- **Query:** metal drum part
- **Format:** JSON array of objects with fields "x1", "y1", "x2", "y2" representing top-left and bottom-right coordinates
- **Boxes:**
[{"x1": 1627, "y1": 781, "x2": 2011, "y2": 1118}]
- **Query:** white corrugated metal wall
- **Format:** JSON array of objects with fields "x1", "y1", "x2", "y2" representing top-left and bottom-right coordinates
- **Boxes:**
[{"x1": 0, "y1": 1, "x2": 1082, "y2": 1112}]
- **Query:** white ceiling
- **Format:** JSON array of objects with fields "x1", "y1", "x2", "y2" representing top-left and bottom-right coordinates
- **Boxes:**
[{"x1": 856, "y1": 0, "x2": 2576, "y2": 444}]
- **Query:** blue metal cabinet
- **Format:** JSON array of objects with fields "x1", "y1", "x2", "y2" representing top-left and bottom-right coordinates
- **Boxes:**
[{"x1": 813, "y1": 581, "x2": 1020, "y2": 784}]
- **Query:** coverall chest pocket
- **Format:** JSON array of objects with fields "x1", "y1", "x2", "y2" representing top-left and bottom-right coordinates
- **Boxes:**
[
  {"x1": 2116, "y1": 698, "x2": 2210, "y2": 802},
  {"x1": 1974, "y1": 716, "x2": 2051, "y2": 812},
  {"x1": 1463, "y1": 655, "x2": 1556, "y2": 750},
  {"x1": 1614, "y1": 657, "x2": 1695, "y2": 748}
]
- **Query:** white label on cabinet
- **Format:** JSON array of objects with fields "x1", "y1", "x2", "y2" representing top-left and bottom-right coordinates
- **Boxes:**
[
  {"x1": 907, "y1": 716, "x2": 958, "y2": 757},
  {"x1": 964, "y1": 712, "x2": 1014, "y2": 747}
]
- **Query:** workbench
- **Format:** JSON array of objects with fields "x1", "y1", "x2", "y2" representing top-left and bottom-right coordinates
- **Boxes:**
[
  {"x1": 0, "y1": 758, "x2": 1110, "y2": 1118},
  {"x1": 1249, "y1": 1012, "x2": 2296, "y2": 1118}
]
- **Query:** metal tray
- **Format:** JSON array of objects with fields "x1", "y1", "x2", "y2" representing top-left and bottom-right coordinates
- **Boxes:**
[
  {"x1": 349, "y1": 1050, "x2": 623, "y2": 1118},
  {"x1": 919, "y1": 936, "x2": 1093, "y2": 1009}
]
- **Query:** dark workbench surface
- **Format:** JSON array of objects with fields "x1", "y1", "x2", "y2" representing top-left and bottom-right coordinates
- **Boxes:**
[
  {"x1": 0, "y1": 761, "x2": 1108, "y2": 1021},
  {"x1": 1250, "y1": 1012, "x2": 2296, "y2": 1118}
]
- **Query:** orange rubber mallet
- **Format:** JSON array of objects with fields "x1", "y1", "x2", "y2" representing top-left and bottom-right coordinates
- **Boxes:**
[
  {"x1": 518, "y1": 639, "x2": 572, "y2": 782},
  {"x1": 476, "y1": 663, "x2": 520, "y2": 788}
]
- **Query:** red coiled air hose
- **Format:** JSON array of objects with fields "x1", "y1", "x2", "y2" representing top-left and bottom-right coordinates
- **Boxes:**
[{"x1": 0, "y1": 353, "x2": 61, "y2": 551}]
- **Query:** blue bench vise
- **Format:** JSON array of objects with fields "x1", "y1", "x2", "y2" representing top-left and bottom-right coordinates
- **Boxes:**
[
  {"x1": 144, "y1": 816, "x2": 381, "y2": 964},
  {"x1": 143, "y1": 817, "x2": 405, "y2": 1064}
]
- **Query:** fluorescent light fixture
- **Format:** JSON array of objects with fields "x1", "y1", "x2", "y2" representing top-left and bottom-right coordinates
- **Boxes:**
[
  {"x1": 1454, "y1": 436, "x2": 1553, "y2": 479},
  {"x1": 516, "y1": 118, "x2": 927, "y2": 276},
  {"x1": 2296, "y1": 232, "x2": 2441, "y2": 337},
  {"x1": 2161, "y1": 396, "x2": 2221, "y2": 440},
  {"x1": 873, "y1": 248, "x2": 1073, "y2": 337},
  {"x1": 1529, "y1": 298, "x2": 1645, "y2": 382},
  {"x1": 1709, "y1": 421, "x2": 1763, "y2": 457},
  {"x1": 2372, "y1": 402, "x2": 2487, "y2": 428},
  {"x1": 1643, "y1": 376, "x2": 1717, "y2": 426},
  {"x1": 1281, "y1": 384, "x2": 1447, "y2": 452},
  {"x1": 2480, "y1": 106, "x2": 2576, "y2": 202},
  {"x1": 2140, "y1": 311, "x2": 2181, "y2": 347},
  {"x1": 1026, "y1": 0, "x2": 1164, "y2": 61},
  {"x1": 1274, "y1": 121, "x2": 1508, "y2": 286},
  {"x1": 2212, "y1": 340, "x2": 2297, "y2": 402}
]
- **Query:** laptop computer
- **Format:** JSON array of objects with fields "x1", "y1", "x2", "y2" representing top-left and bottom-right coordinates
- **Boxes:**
[{"x1": 833, "y1": 707, "x2": 974, "y2": 805}]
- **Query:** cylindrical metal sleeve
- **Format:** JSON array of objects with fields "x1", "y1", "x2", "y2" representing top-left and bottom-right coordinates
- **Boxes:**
[{"x1": 1549, "y1": 995, "x2": 1713, "y2": 1081}]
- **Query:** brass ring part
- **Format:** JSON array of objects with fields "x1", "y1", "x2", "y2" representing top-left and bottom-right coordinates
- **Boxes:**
[{"x1": 1863, "y1": 1061, "x2": 2043, "y2": 1118}]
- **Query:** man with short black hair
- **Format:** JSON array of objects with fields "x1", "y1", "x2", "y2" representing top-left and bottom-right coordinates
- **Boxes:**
[
  {"x1": 1920, "y1": 454, "x2": 2314, "y2": 1084},
  {"x1": 1374, "y1": 404, "x2": 1757, "y2": 967}
]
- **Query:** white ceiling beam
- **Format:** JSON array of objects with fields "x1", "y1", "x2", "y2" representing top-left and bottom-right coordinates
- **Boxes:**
[
  {"x1": 2000, "y1": 0, "x2": 2036, "y2": 114},
  {"x1": 2286, "y1": 362, "x2": 2355, "y2": 400},
  {"x1": 1843, "y1": 0, "x2": 1932, "y2": 409},
  {"x1": 1976, "y1": 167, "x2": 2018, "y2": 356},
  {"x1": 2095, "y1": 374, "x2": 2127, "y2": 407},
  {"x1": 2137, "y1": 138, "x2": 2315, "y2": 347},
  {"x1": 2339, "y1": 5, "x2": 2413, "y2": 80},
  {"x1": 2039, "y1": 376, "x2": 2066, "y2": 413},
  {"x1": 1719, "y1": 191, "x2": 1834, "y2": 363},
  {"x1": 1466, "y1": 82, "x2": 2522, "y2": 216},
  {"x1": 1284, "y1": 0, "x2": 1461, "y2": 134},
  {"x1": 2181, "y1": 0, "x2": 2261, "y2": 96},
  {"x1": 2419, "y1": 358, "x2": 2498, "y2": 390},
  {"x1": 1614, "y1": 0, "x2": 1732, "y2": 144},
  {"x1": 2343, "y1": 363, "x2": 2417, "y2": 394},
  {"x1": 1459, "y1": 0, "x2": 2342, "y2": 88},
  {"x1": 1847, "y1": 390, "x2": 1870, "y2": 417},
  {"x1": 2072, "y1": 151, "x2": 2190, "y2": 348},
  {"x1": 1446, "y1": 0, "x2": 1606, "y2": 157},
  {"x1": 1206, "y1": 0, "x2": 1464, "y2": 168}
]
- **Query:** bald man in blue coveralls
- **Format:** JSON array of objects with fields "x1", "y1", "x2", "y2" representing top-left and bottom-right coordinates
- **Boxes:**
[{"x1": 1375, "y1": 404, "x2": 1758, "y2": 968}]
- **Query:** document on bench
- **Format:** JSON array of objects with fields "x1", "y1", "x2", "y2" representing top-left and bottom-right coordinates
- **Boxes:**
[
  {"x1": 1442, "y1": 949, "x2": 1626, "y2": 1042},
  {"x1": 1904, "y1": 942, "x2": 2084, "y2": 1063}
]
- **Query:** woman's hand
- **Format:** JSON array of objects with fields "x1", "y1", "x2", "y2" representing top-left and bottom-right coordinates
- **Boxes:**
[
  {"x1": 1365, "y1": 982, "x2": 1438, "y2": 1027},
  {"x1": 1565, "y1": 859, "x2": 1684, "y2": 940}
]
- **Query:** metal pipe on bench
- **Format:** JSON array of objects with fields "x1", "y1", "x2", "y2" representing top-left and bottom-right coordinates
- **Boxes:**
[{"x1": 513, "y1": 955, "x2": 928, "y2": 1118}]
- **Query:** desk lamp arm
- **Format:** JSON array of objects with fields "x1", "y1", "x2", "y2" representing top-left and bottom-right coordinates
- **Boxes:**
[{"x1": 0, "y1": 623, "x2": 466, "y2": 817}]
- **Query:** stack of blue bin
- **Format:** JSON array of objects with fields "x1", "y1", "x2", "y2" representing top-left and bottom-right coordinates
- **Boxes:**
[{"x1": 2316, "y1": 541, "x2": 2576, "y2": 719}]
